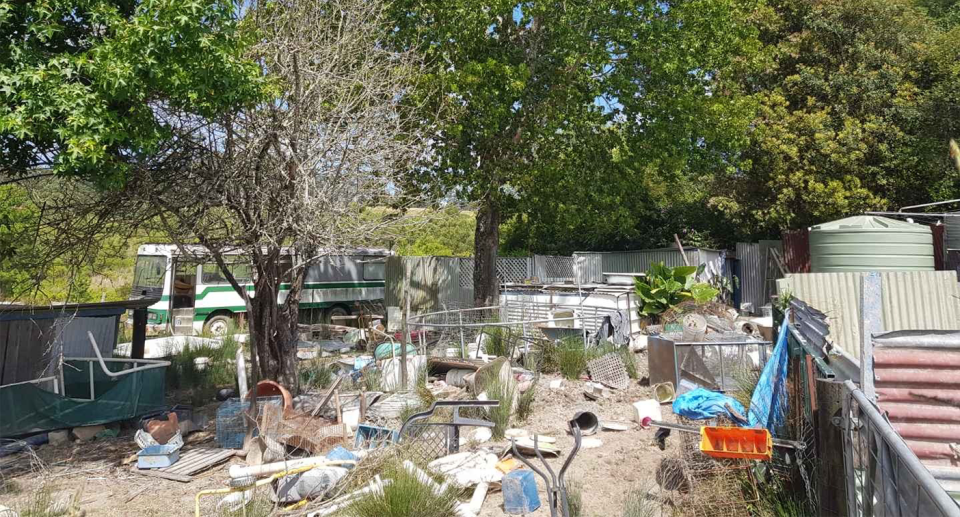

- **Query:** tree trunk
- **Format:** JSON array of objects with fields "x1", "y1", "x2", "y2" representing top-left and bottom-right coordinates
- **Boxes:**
[
  {"x1": 474, "y1": 193, "x2": 500, "y2": 308},
  {"x1": 244, "y1": 260, "x2": 300, "y2": 390}
]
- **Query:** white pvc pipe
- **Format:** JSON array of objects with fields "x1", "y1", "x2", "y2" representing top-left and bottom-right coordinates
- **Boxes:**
[
  {"x1": 85, "y1": 332, "x2": 170, "y2": 377},
  {"x1": 228, "y1": 458, "x2": 355, "y2": 479},
  {"x1": 309, "y1": 476, "x2": 393, "y2": 517}
]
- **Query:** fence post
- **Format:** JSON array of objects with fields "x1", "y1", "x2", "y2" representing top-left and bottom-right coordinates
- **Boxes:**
[
  {"x1": 817, "y1": 378, "x2": 847, "y2": 517},
  {"x1": 860, "y1": 272, "x2": 881, "y2": 401},
  {"x1": 458, "y1": 309, "x2": 467, "y2": 359}
]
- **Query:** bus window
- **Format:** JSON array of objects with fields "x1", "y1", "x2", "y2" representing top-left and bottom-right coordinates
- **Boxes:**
[
  {"x1": 172, "y1": 260, "x2": 199, "y2": 309},
  {"x1": 362, "y1": 260, "x2": 385, "y2": 280},
  {"x1": 201, "y1": 262, "x2": 254, "y2": 285},
  {"x1": 132, "y1": 255, "x2": 167, "y2": 298}
]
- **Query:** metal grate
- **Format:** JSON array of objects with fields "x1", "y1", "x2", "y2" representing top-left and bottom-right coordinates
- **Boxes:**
[{"x1": 587, "y1": 353, "x2": 629, "y2": 390}]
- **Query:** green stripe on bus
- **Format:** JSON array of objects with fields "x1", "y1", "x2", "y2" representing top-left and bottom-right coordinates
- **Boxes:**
[
  {"x1": 191, "y1": 301, "x2": 337, "y2": 321},
  {"x1": 193, "y1": 281, "x2": 382, "y2": 300}
]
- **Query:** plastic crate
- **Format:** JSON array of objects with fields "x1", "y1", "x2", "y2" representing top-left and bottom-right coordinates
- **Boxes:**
[
  {"x1": 216, "y1": 396, "x2": 282, "y2": 449},
  {"x1": 699, "y1": 426, "x2": 772, "y2": 461},
  {"x1": 137, "y1": 444, "x2": 180, "y2": 469}
]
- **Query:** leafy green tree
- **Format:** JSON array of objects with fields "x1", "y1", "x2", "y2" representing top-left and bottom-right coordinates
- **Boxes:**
[
  {"x1": 394, "y1": 207, "x2": 476, "y2": 257},
  {"x1": 712, "y1": 0, "x2": 959, "y2": 237},
  {"x1": 390, "y1": 0, "x2": 762, "y2": 283},
  {"x1": 0, "y1": 0, "x2": 263, "y2": 186}
]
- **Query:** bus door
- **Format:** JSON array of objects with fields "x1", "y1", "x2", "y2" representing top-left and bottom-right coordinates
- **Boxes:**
[{"x1": 170, "y1": 258, "x2": 199, "y2": 335}]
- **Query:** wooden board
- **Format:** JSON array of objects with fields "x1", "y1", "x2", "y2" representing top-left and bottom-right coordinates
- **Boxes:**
[{"x1": 133, "y1": 447, "x2": 235, "y2": 483}]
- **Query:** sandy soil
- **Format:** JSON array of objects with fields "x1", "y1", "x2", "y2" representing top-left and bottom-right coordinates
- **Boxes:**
[{"x1": 0, "y1": 352, "x2": 682, "y2": 517}]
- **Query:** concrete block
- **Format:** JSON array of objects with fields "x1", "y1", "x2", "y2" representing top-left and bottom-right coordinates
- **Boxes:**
[
  {"x1": 48, "y1": 430, "x2": 70, "y2": 445},
  {"x1": 71, "y1": 425, "x2": 106, "y2": 442}
]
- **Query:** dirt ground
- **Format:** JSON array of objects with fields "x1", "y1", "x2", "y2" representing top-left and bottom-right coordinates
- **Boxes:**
[{"x1": 0, "y1": 352, "x2": 684, "y2": 517}]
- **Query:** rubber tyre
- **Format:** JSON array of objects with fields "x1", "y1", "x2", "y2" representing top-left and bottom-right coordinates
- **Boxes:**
[
  {"x1": 325, "y1": 305, "x2": 350, "y2": 324},
  {"x1": 204, "y1": 314, "x2": 232, "y2": 336}
]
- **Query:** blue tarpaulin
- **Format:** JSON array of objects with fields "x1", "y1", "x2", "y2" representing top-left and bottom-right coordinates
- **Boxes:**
[
  {"x1": 748, "y1": 313, "x2": 790, "y2": 431},
  {"x1": 672, "y1": 387, "x2": 747, "y2": 421}
]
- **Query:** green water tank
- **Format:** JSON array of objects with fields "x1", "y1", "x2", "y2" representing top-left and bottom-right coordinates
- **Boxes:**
[{"x1": 809, "y1": 215, "x2": 934, "y2": 272}]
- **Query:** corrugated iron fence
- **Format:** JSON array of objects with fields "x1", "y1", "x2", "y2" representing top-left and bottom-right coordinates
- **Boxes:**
[{"x1": 786, "y1": 299, "x2": 960, "y2": 517}]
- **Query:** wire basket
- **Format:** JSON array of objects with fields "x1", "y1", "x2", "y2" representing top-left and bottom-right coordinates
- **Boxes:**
[{"x1": 215, "y1": 396, "x2": 283, "y2": 449}]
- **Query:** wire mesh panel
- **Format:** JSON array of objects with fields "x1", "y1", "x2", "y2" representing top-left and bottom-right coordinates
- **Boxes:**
[
  {"x1": 842, "y1": 381, "x2": 960, "y2": 517},
  {"x1": 533, "y1": 255, "x2": 575, "y2": 283}
]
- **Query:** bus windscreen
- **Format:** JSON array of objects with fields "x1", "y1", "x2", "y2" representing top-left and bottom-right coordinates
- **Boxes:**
[{"x1": 132, "y1": 255, "x2": 167, "y2": 297}]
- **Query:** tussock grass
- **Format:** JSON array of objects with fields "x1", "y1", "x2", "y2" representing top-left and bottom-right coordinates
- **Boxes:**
[
  {"x1": 515, "y1": 379, "x2": 538, "y2": 423},
  {"x1": 361, "y1": 368, "x2": 382, "y2": 392},
  {"x1": 214, "y1": 487, "x2": 274, "y2": 517},
  {"x1": 555, "y1": 339, "x2": 589, "y2": 380},
  {"x1": 165, "y1": 333, "x2": 241, "y2": 406},
  {"x1": 621, "y1": 483, "x2": 660, "y2": 517},
  {"x1": 481, "y1": 326, "x2": 516, "y2": 357},
  {"x1": 486, "y1": 376, "x2": 516, "y2": 440},
  {"x1": 566, "y1": 479, "x2": 584, "y2": 517},
  {"x1": 339, "y1": 457, "x2": 461, "y2": 517},
  {"x1": 299, "y1": 360, "x2": 334, "y2": 390},
  {"x1": 17, "y1": 486, "x2": 82, "y2": 517}
]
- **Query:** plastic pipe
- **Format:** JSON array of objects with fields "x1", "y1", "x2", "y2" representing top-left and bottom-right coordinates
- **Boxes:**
[{"x1": 228, "y1": 458, "x2": 355, "y2": 479}]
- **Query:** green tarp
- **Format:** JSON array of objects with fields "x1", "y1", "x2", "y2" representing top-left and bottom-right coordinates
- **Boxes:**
[{"x1": 0, "y1": 360, "x2": 167, "y2": 438}]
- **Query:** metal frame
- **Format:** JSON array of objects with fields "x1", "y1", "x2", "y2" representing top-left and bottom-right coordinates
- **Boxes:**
[{"x1": 671, "y1": 339, "x2": 773, "y2": 392}]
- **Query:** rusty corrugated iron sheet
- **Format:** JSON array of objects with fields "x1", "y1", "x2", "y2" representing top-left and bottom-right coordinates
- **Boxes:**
[
  {"x1": 932, "y1": 223, "x2": 946, "y2": 270},
  {"x1": 778, "y1": 272, "x2": 960, "y2": 359},
  {"x1": 874, "y1": 330, "x2": 960, "y2": 466},
  {"x1": 782, "y1": 229, "x2": 811, "y2": 273}
]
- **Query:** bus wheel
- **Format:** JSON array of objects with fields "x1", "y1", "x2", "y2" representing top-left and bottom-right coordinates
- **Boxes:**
[
  {"x1": 325, "y1": 305, "x2": 350, "y2": 325},
  {"x1": 204, "y1": 314, "x2": 233, "y2": 336}
]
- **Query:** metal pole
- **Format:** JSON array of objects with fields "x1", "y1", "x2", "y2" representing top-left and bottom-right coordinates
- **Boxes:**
[
  {"x1": 458, "y1": 309, "x2": 467, "y2": 359},
  {"x1": 400, "y1": 294, "x2": 410, "y2": 392}
]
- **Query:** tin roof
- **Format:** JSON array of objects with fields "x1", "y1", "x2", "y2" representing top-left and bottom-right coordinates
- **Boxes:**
[{"x1": 777, "y1": 271, "x2": 960, "y2": 359}]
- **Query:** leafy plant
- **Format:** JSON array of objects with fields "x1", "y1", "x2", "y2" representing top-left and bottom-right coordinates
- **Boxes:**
[{"x1": 634, "y1": 262, "x2": 720, "y2": 318}]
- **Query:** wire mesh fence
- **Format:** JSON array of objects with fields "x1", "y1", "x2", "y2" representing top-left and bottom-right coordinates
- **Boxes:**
[{"x1": 841, "y1": 380, "x2": 960, "y2": 517}]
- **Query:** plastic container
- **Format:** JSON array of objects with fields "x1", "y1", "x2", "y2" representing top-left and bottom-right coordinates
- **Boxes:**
[
  {"x1": 137, "y1": 444, "x2": 180, "y2": 469},
  {"x1": 699, "y1": 426, "x2": 772, "y2": 461},
  {"x1": 653, "y1": 382, "x2": 676, "y2": 403},
  {"x1": 274, "y1": 466, "x2": 349, "y2": 503},
  {"x1": 632, "y1": 399, "x2": 663, "y2": 428},
  {"x1": 503, "y1": 469, "x2": 541, "y2": 514}
]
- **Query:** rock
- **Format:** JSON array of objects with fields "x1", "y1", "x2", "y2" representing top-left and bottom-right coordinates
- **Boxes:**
[
  {"x1": 71, "y1": 425, "x2": 106, "y2": 442},
  {"x1": 48, "y1": 430, "x2": 70, "y2": 445},
  {"x1": 549, "y1": 379, "x2": 563, "y2": 390}
]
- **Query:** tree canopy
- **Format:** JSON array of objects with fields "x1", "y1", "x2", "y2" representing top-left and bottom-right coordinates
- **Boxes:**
[{"x1": 0, "y1": 0, "x2": 264, "y2": 186}]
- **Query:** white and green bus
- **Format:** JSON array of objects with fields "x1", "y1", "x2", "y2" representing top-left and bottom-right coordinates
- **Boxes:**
[{"x1": 129, "y1": 244, "x2": 390, "y2": 335}]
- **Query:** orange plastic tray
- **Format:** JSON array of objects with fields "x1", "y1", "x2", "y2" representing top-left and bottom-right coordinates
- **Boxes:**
[{"x1": 699, "y1": 426, "x2": 772, "y2": 461}]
